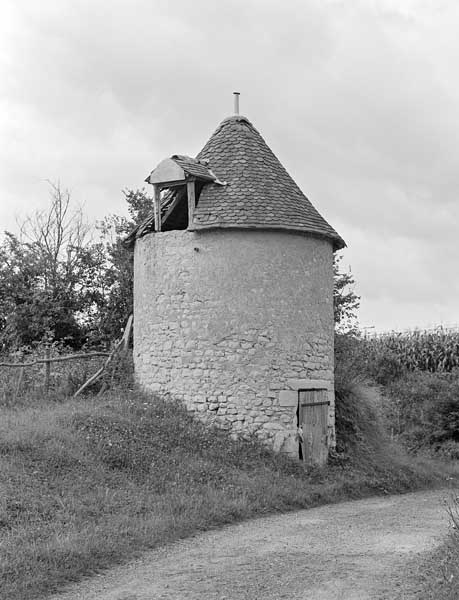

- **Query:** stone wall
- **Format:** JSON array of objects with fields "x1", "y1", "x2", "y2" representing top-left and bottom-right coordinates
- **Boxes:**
[{"x1": 134, "y1": 229, "x2": 335, "y2": 457}]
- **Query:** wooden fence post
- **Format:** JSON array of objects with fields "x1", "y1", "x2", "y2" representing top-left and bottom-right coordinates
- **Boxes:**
[
  {"x1": 44, "y1": 348, "x2": 50, "y2": 395},
  {"x1": 15, "y1": 367, "x2": 24, "y2": 399}
]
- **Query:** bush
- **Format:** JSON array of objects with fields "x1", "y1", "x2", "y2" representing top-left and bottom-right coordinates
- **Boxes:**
[
  {"x1": 385, "y1": 370, "x2": 459, "y2": 455},
  {"x1": 334, "y1": 333, "x2": 367, "y2": 394},
  {"x1": 334, "y1": 333, "x2": 399, "y2": 468}
]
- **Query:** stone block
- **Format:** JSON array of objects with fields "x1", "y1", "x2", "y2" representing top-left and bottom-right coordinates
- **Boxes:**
[
  {"x1": 254, "y1": 415, "x2": 268, "y2": 423},
  {"x1": 280, "y1": 413, "x2": 295, "y2": 425},
  {"x1": 273, "y1": 432, "x2": 286, "y2": 452},
  {"x1": 280, "y1": 435, "x2": 298, "y2": 457},
  {"x1": 262, "y1": 422, "x2": 282, "y2": 430},
  {"x1": 269, "y1": 382, "x2": 283, "y2": 390},
  {"x1": 278, "y1": 390, "x2": 298, "y2": 406}
]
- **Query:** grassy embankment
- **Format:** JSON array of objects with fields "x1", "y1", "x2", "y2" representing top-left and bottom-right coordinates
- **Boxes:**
[{"x1": 1, "y1": 378, "x2": 456, "y2": 600}]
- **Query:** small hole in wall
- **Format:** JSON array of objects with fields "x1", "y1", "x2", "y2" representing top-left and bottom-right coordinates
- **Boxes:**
[{"x1": 194, "y1": 247, "x2": 200, "y2": 252}]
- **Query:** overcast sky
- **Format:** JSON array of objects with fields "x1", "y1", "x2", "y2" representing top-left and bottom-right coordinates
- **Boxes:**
[{"x1": 1, "y1": 0, "x2": 458, "y2": 332}]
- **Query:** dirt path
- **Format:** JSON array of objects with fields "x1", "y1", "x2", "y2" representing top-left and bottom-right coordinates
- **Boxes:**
[{"x1": 51, "y1": 489, "x2": 453, "y2": 600}]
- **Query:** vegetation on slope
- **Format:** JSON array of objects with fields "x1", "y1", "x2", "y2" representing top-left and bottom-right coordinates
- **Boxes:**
[
  {"x1": 399, "y1": 495, "x2": 459, "y2": 600},
  {"x1": 0, "y1": 382, "x2": 453, "y2": 600},
  {"x1": 385, "y1": 371, "x2": 459, "y2": 458},
  {"x1": 337, "y1": 329, "x2": 459, "y2": 599},
  {"x1": 336, "y1": 330, "x2": 459, "y2": 459}
]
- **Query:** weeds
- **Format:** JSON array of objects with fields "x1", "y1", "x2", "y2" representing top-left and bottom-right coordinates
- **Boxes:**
[
  {"x1": 384, "y1": 370, "x2": 459, "y2": 458},
  {"x1": 416, "y1": 494, "x2": 459, "y2": 600}
]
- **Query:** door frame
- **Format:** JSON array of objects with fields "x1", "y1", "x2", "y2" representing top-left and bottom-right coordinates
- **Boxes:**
[
  {"x1": 278, "y1": 378, "x2": 335, "y2": 456},
  {"x1": 297, "y1": 388, "x2": 330, "y2": 464}
]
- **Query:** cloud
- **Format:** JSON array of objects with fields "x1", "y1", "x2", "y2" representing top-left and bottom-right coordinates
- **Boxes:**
[{"x1": 1, "y1": 0, "x2": 458, "y2": 330}]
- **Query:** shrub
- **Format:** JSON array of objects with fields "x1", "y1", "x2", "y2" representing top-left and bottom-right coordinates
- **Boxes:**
[
  {"x1": 385, "y1": 370, "x2": 459, "y2": 455},
  {"x1": 334, "y1": 333, "x2": 367, "y2": 395},
  {"x1": 334, "y1": 333, "x2": 394, "y2": 463}
]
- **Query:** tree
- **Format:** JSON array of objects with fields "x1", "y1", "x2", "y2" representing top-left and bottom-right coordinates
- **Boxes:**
[
  {"x1": 0, "y1": 182, "x2": 105, "y2": 349},
  {"x1": 0, "y1": 184, "x2": 153, "y2": 350},
  {"x1": 333, "y1": 254, "x2": 360, "y2": 330},
  {"x1": 95, "y1": 189, "x2": 153, "y2": 342}
]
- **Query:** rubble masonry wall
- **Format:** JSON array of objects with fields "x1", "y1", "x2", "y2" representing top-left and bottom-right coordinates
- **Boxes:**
[{"x1": 133, "y1": 229, "x2": 335, "y2": 456}]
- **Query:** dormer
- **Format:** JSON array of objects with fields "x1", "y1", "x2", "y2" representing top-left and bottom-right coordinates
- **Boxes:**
[{"x1": 144, "y1": 155, "x2": 223, "y2": 234}]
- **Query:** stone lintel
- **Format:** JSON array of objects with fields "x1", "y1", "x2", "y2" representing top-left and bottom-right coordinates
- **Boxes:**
[{"x1": 287, "y1": 378, "x2": 331, "y2": 391}]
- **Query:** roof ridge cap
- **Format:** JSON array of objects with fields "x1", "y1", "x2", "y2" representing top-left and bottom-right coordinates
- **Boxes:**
[
  {"x1": 196, "y1": 115, "x2": 257, "y2": 158},
  {"x1": 220, "y1": 114, "x2": 251, "y2": 124}
]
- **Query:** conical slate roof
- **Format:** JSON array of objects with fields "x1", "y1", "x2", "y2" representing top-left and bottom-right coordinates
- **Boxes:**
[{"x1": 190, "y1": 115, "x2": 345, "y2": 250}]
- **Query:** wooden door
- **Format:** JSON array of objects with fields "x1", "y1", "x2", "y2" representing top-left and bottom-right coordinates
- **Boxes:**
[{"x1": 299, "y1": 389, "x2": 329, "y2": 466}]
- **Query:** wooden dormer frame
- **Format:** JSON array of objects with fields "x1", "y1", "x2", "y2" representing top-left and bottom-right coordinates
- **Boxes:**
[
  {"x1": 187, "y1": 180, "x2": 196, "y2": 226},
  {"x1": 153, "y1": 185, "x2": 162, "y2": 232},
  {"x1": 152, "y1": 178, "x2": 196, "y2": 232}
]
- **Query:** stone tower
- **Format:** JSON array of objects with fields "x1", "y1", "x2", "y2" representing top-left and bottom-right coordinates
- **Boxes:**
[{"x1": 128, "y1": 113, "x2": 345, "y2": 461}]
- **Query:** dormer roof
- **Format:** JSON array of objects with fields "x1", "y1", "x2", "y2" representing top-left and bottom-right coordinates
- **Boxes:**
[{"x1": 146, "y1": 155, "x2": 216, "y2": 185}]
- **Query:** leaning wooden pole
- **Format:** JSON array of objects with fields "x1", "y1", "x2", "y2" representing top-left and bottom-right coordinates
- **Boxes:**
[{"x1": 73, "y1": 315, "x2": 133, "y2": 398}]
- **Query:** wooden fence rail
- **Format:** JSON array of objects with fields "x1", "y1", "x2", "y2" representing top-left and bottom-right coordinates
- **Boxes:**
[
  {"x1": 0, "y1": 315, "x2": 133, "y2": 398},
  {"x1": 0, "y1": 352, "x2": 110, "y2": 368}
]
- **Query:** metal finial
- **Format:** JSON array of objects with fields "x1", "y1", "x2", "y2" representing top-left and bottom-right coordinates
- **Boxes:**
[{"x1": 233, "y1": 91, "x2": 240, "y2": 115}]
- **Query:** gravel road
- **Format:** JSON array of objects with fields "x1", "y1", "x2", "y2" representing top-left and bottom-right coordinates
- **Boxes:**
[{"x1": 50, "y1": 489, "x2": 453, "y2": 600}]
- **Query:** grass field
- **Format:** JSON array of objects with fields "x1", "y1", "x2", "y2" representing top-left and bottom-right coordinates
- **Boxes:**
[{"x1": 1, "y1": 385, "x2": 456, "y2": 600}]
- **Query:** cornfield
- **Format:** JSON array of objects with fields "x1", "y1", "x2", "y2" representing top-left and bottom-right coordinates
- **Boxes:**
[{"x1": 366, "y1": 327, "x2": 459, "y2": 373}]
